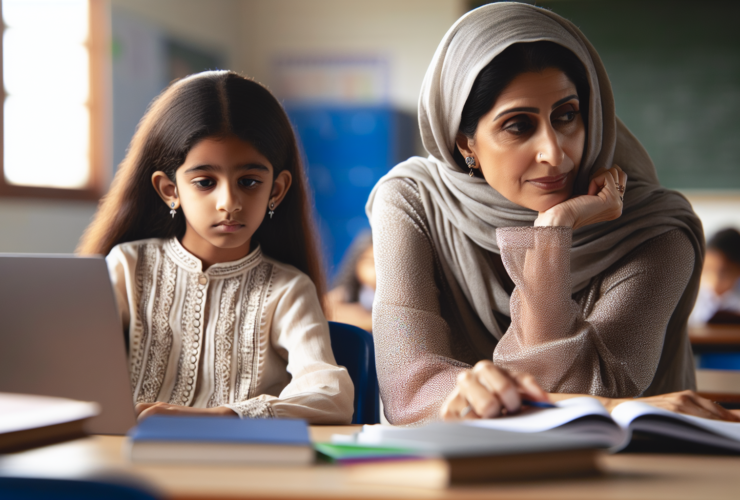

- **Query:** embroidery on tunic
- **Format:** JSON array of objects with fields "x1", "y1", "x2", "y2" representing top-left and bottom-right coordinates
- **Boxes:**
[
  {"x1": 234, "y1": 261, "x2": 273, "y2": 402},
  {"x1": 130, "y1": 244, "x2": 157, "y2": 392},
  {"x1": 137, "y1": 248, "x2": 178, "y2": 403},
  {"x1": 207, "y1": 277, "x2": 242, "y2": 407},
  {"x1": 170, "y1": 272, "x2": 204, "y2": 405}
]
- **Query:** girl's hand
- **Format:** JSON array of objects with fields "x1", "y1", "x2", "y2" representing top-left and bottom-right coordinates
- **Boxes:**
[
  {"x1": 440, "y1": 361, "x2": 549, "y2": 421},
  {"x1": 135, "y1": 402, "x2": 237, "y2": 421},
  {"x1": 535, "y1": 165, "x2": 627, "y2": 230}
]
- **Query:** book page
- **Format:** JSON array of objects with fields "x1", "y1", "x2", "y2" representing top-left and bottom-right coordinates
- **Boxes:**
[{"x1": 611, "y1": 401, "x2": 740, "y2": 450}]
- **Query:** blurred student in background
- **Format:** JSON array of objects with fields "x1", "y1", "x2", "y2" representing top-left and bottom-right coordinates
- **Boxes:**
[
  {"x1": 326, "y1": 231, "x2": 375, "y2": 332},
  {"x1": 690, "y1": 228, "x2": 740, "y2": 325}
]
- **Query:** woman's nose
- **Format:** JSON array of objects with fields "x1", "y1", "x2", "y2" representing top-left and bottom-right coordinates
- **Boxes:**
[
  {"x1": 216, "y1": 184, "x2": 241, "y2": 213},
  {"x1": 536, "y1": 123, "x2": 566, "y2": 167}
]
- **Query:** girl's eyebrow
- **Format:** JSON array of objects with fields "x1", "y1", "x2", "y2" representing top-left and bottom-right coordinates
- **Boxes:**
[
  {"x1": 492, "y1": 95, "x2": 579, "y2": 121},
  {"x1": 184, "y1": 163, "x2": 270, "y2": 174}
]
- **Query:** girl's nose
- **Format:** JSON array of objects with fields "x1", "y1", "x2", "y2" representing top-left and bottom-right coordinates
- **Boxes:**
[{"x1": 216, "y1": 184, "x2": 242, "y2": 214}]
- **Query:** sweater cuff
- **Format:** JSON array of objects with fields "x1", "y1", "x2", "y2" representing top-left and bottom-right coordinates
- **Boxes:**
[{"x1": 496, "y1": 226, "x2": 572, "y2": 250}]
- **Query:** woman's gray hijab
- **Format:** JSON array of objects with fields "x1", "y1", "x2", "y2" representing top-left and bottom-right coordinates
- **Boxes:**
[{"x1": 366, "y1": 2, "x2": 704, "y2": 340}]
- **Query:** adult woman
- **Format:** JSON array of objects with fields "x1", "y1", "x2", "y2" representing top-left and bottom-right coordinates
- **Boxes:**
[{"x1": 367, "y1": 3, "x2": 722, "y2": 425}]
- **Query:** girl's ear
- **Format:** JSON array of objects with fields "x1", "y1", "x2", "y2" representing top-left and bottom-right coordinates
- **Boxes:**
[
  {"x1": 269, "y1": 170, "x2": 293, "y2": 209},
  {"x1": 152, "y1": 171, "x2": 179, "y2": 209}
]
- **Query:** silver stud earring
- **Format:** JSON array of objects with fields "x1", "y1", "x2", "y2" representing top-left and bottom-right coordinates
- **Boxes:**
[
  {"x1": 170, "y1": 202, "x2": 177, "y2": 218},
  {"x1": 465, "y1": 156, "x2": 476, "y2": 177},
  {"x1": 268, "y1": 201, "x2": 275, "y2": 219}
]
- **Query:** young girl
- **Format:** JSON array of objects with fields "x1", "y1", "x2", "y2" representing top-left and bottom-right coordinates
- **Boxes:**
[{"x1": 78, "y1": 71, "x2": 354, "y2": 423}]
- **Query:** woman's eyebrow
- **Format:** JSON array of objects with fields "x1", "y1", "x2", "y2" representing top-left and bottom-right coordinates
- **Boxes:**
[
  {"x1": 494, "y1": 107, "x2": 538, "y2": 120},
  {"x1": 551, "y1": 94, "x2": 579, "y2": 109}
]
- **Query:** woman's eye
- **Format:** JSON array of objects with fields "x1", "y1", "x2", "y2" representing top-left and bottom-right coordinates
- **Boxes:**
[
  {"x1": 502, "y1": 115, "x2": 533, "y2": 134},
  {"x1": 193, "y1": 178, "x2": 215, "y2": 189},
  {"x1": 239, "y1": 178, "x2": 260, "y2": 188},
  {"x1": 552, "y1": 105, "x2": 579, "y2": 124}
]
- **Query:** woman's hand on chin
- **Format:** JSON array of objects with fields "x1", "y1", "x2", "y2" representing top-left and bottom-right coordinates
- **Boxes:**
[
  {"x1": 440, "y1": 361, "x2": 549, "y2": 421},
  {"x1": 135, "y1": 402, "x2": 238, "y2": 421},
  {"x1": 535, "y1": 164, "x2": 627, "y2": 230}
]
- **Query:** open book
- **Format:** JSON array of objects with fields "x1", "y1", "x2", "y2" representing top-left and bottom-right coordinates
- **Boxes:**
[{"x1": 351, "y1": 397, "x2": 740, "y2": 454}]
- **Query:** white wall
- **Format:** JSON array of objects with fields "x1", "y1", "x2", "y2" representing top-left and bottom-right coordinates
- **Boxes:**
[
  {"x1": 237, "y1": 0, "x2": 465, "y2": 113},
  {"x1": 684, "y1": 193, "x2": 740, "y2": 239}
]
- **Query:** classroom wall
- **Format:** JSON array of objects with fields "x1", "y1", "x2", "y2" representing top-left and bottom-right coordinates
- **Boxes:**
[{"x1": 236, "y1": 0, "x2": 465, "y2": 113}]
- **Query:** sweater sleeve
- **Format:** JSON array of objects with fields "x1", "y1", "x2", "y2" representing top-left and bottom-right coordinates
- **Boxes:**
[
  {"x1": 370, "y1": 179, "x2": 470, "y2": 425},
  {"x1": 493, "y1": 226, "x2": 694, "y2": 397},
  {"x1": 225, "y1": 271, "x2": 355, "y2": 424}
]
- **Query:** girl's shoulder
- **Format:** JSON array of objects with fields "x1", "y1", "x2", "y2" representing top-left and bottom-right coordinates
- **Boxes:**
[
  {"x1": 261, "y1": 255, "x2": 318, "y2": 295},
  {"x1": 107, "y1": 238, "x2": 169, "y2": 260}
]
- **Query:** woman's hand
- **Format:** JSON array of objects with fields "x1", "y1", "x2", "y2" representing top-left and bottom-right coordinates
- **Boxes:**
[
  {"x1": 135, "y1": 402, "x2": 238, "y2": 421},
  {"x1": 535, "y1": 164, "x2": 627, "y2": 230},
  {"x1": 603, "y1": 390, "x2": 740, "y2": 422},
  {"x1": 440, "y1": 361, "x2": 549, "y2": 421}
]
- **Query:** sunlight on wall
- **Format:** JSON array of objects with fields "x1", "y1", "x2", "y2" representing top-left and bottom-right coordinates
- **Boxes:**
[{"x1": 2, "y1": 0, "x2": 90, "y2": 188}]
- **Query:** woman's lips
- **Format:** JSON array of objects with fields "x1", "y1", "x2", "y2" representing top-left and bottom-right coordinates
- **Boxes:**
[{"x1": 527, "y1": 173, "x2": 569, "y2": 191}]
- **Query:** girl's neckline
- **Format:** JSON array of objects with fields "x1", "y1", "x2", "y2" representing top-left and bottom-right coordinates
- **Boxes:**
[{"x1": 164, "y1": 237, "x2": 263, "y2": 277}]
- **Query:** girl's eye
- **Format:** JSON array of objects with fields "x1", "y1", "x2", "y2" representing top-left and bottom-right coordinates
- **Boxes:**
[
  {"x1": 193, "y1": 178, "x2": 215, "y2": 189},
  {"x1": 239, "y1": 178, "x2": 260, "y2": 188},
  {"x1": 502, "y1": 115, "x2": 534, "y2": 135}
]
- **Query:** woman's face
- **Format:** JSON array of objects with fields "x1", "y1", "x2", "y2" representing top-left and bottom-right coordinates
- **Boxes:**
[{"x1": 458, "y1": 68, "x2": 585, "y2": 213}]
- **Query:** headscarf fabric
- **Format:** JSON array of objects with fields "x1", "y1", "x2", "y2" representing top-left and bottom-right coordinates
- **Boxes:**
[{"x1": 366, "y1": 2, "x2": 703, "y2": 340}]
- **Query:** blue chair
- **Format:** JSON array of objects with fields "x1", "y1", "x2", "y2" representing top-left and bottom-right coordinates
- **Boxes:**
[
  {"x1": 0, "y1": 477, "x2": 159, "y2": 500},
  {"x1": 328, "y1": 321, "x2": 380, "y2": 424}
]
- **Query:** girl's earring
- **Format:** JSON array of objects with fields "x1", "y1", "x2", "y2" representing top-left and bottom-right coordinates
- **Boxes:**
[
  {"x1": 465, "y1": 156, "x2": 476, "y2": 177},
  {"x1": 268, "y1": 201, "x2": 275, "y2": 219},
  {"x1": 170, "y1": 202, "x2": 177, "y2": 218}
]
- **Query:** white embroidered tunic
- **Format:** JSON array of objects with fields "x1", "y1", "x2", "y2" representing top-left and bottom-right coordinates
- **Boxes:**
[{"x1": 106, "y1": 238, "x2": 354, "y2": 423}]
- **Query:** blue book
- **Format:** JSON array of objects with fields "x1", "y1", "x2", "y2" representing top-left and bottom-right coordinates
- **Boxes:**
[{"x1": 127, "y1": 416, "x2": 313, "y2": 465}]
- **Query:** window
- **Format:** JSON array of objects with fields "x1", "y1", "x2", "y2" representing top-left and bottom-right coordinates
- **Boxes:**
[{"x1": 0, "y1": 0, "x2": 109, "y2": 200}]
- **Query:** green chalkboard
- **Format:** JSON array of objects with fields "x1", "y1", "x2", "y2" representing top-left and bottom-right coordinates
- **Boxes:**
[{"x1": 471, "y1": 0, "x2": 740, "y2": 190}]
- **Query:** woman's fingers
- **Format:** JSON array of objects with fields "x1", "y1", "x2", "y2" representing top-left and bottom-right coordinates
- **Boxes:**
[
  {"x1": 686, "y1": 392, "x2": 740, "y2": 422},
  {"x1": 457, "y1": 369, "x2": 503, "y2": 418},
  {"x1": 513, "y1": 372, "x2": 549, "y2": 402},
  {"x1": 473, "y1": 361, "x2": 519, "y2": 413},
  {"x1": 641, "y1": 390, "x2": 740, "y2": 422}
]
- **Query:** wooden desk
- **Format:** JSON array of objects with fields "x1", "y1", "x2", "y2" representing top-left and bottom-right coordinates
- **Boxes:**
[
  {"x1": 2, "y1": 426, "x2": 740, "y2": 500},
  {"x1": 689, "y1": 324, "x2": 740, "y2": 352}
]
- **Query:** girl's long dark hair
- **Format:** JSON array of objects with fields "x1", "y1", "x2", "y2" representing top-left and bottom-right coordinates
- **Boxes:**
[{"x1": 78, "y1": 71, "x2": 326, "y2": 298}]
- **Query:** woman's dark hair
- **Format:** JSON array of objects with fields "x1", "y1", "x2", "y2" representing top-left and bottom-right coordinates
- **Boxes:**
[
  {"x1": 331, "y1": 230, "x2": 373, "y2": 302},
  {"x1": 708, "y1": 228, "x2": 740, "y2": 266},
  {"x1": 78, "y1": 71, "x2": 326, "y2": 298},
  {"x1": 453, "y1": 41, "x2": 590, "y2": 171}
]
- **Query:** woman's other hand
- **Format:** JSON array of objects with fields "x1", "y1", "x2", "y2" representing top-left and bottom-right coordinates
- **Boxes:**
[
  {"x1": 609, "y1": 390, "x2": 740, "y2": 422},
  {"x1": 535, "y1": 164, "x2": 627, "y2": 230},
  {"x1": 135, "y1": 402, "x2": 238, "y2": 421},
  {"x1": 440, "y1": 361, "x2": 549, "y2": 421}
]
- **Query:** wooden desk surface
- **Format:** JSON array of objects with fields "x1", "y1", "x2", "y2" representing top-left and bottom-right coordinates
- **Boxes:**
[
  {"x1": 689, "y1": 324, "x2": 740, "y2": 347},
  {"x1": 2, "y1": 426, "x2": 740, "y2": 500}
]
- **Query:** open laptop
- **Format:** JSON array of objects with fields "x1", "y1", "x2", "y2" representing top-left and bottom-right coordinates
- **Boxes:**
[{"x1": 0, "y1": 254, "x2": 137, "y2": 435}]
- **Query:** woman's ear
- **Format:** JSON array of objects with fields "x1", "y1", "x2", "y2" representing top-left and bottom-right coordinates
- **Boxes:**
[
  {"x1": 269, "y1": 170, "x2": 293, "y2": 209},
  {"x1": 455, "y1": 133, "x2": 477, "y2": 166},
  {"x1": 151, "y1": 171, "x2": 179, "y2": 209}
]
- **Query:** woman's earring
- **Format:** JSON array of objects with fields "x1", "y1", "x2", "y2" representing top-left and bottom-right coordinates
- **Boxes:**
[
  {"x1": 465, "y1": 156, "x2": 476, "y2": 177},
  {"x1": 170, "y1": 202, "x2": 177, "y2": 218},
  {"x1": 268, "y1": 201, "x2": 275, "y2": 219}
]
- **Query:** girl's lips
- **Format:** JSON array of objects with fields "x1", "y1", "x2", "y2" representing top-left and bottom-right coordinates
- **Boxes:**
[
  {"x1": 213, "y1": 223, "x2": 245, "y2": 233},
  {"x1": 527, "y1": 173, "x2": 569, "y2": 191}
]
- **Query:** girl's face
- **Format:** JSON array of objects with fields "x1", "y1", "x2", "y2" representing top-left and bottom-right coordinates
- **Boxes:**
[
  {"x1": 153, "y1": 135, "x2": 291, "y2": 267},
  {"x1": 456, "y1": 68, "x2": 585, "y2": 213}
]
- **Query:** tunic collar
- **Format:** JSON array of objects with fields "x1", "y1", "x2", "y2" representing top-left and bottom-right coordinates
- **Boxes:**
[{"x1": 163, "y1": 237, "x2": 264, "y2": 278}]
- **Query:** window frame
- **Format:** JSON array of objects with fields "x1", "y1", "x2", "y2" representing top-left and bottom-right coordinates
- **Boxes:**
[{"x1": 0, "y1": 0, "x2": 110, "y2": 201}]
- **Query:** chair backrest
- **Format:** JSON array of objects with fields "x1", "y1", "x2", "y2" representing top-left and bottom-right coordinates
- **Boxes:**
[
  {"x1": 0, "y1": 477, "x2": 159, "y2": 500},
  {"x1": 328, "y1": 321, "x2": 380, "y2": 424}
]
